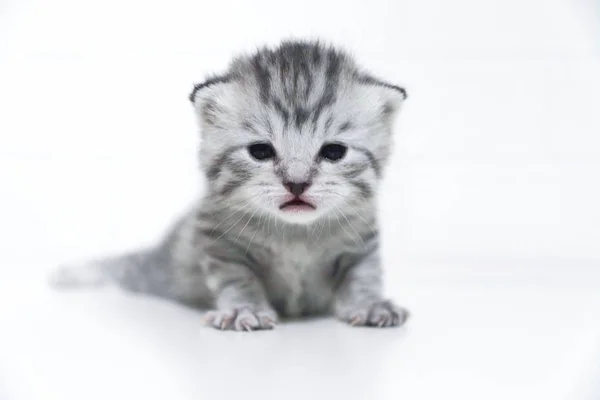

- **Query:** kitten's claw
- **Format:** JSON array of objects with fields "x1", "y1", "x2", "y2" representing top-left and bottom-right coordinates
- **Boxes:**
[
  {"x1": 204, "y1": 307, "x2": 278, "y2": 331},
  {"x1": 220, "y1": 319, "x2": 231, "y2": 330},
  {"x1": 239, "y1": 318, "x2": 255, "y2": 332},
  {"x1": 340, "y1": 300, "x2": 409, "y2": 328},
  {"x1": 261, "y1": 317, "x2": 276, "y2": 329}
]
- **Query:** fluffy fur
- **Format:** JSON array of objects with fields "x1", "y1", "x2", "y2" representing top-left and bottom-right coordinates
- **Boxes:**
[{"x1": 51, "y1": 40, "x2": 409, "y2": 331}]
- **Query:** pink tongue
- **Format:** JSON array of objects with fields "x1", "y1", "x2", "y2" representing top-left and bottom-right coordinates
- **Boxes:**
[{"x1": 281, "y1": 199, "x2": 314, "y2": 210}]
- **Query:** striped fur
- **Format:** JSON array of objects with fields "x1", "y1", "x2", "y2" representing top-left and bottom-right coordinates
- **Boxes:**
[{"x1": 51, "y1": 41, "x2": 409, "y2": 331}]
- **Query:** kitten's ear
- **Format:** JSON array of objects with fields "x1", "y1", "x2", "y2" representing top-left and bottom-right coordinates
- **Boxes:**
[
  {"x1": 376, "y1": 81, "x2": 408, "y2": 121},
  {"x1": 189, "y1": 75, "x2": 232, "y2": 126},
  {"x1": 189, "y1": 75, "x2": 231, "y2": 105},
  {"x1": 357, "y1": 74, "x2": 408, "y2": 119}
]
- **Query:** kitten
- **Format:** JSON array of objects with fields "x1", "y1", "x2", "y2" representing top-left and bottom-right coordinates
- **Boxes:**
[{"x1": 51, "y1": 40, "x2": 409, "y2": 331}]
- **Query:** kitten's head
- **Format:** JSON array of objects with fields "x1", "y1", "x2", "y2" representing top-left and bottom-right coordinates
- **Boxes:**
[{"x1": 191, "y1": 41, "x2": 406, "y2": 224}]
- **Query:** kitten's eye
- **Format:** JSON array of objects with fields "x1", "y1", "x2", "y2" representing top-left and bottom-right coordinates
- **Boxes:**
[
  {"x1": 248, "y1": 143, "x2": 276, "y2": 161},
  {"x1": 319, "y1": 143, "x2": 347, "y2": 161}
]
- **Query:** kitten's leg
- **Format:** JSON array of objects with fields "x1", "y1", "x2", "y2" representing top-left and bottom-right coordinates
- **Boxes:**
[
  {"x1": 202, "y1": 257, "x2": 277, "y2": 331},
  {"x1": 333, "y1": 249, "x2": 409, "y2": 328}
]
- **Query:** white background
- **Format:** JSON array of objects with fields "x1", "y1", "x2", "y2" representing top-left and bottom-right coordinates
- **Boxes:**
[{"x1": 1, "y1": 1, "x2": 600, "y2": 399}]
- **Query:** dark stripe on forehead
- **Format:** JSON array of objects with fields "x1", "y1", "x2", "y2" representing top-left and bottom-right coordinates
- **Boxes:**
[
  {"x1": 252, "y1": 57, "x2": 272, "y2": 103},
  {"x1": 339, "y1": 121, "x2": 352, "y2": 133},
  {"x1": 293, "y1": 56, "x2": 312, "y2": 101},
  {"x1": 311, "y1": 49, "x2": 343, "y2": 123},
  {"x1": 263, "y1": 116, "x2": 274, "y2": 136},
  {"x1": 312, "y1": 86, "x2": 336, "y2": 124},
  {"x1": 324, "y1": 115, "x2": 334, "y2": 134},
  {"x1": 351, "y1": 146, "x2": 381, "y2": 178},
  {"x1": 325, "y1": 49, "x2": 343, "y2": 81},
  {"x1": 272, "y1": 98, "x2": 290, "y2": 125},
  {"x1": 311, "y1": 44, "x2": 322, "y2": 63},
  {"x1": 294, "y1": 107, "x2": 310, "y2": 128},
  {"x1": 241, "y1": 120, "x2": 259, "y2": 135},
  {"x1": 228, "y1": 42, "x2": 356, "y2": 134},
  {"x1": 303, "y1": 67, "x2": 313, "y2": 101}
]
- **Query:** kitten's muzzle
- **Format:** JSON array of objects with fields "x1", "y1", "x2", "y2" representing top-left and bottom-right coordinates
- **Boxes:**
[{"x1": 279, "y1": 181, "x2": 315, "y2": 211}]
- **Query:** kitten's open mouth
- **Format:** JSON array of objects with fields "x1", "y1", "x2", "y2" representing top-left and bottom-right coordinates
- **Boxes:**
[{"x1": 279, "y1": 198, "x2": 316, "y2": 212}]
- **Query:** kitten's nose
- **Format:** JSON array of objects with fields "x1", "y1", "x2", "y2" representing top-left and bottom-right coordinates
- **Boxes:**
[{"x1": 284, "y1": 181, "x2": 310, "y2": 196}]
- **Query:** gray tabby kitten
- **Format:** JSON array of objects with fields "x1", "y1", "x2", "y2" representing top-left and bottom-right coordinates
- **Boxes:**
[{"x1": 51, "y1": 41, "x2": 409, "y2": 331}]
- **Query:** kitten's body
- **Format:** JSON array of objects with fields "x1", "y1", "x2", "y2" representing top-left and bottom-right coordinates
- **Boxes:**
[{"x1": 52, "y1": 41, "x2": 409, "y2": 330}]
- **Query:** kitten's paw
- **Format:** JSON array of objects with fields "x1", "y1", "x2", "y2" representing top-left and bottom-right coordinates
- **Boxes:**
[
  {"x1": 204, "y1": 306, "x2": 277, "y2": 331},
  {"x1": 340, "y1": 300, "x2": 409, "y2": 328}
]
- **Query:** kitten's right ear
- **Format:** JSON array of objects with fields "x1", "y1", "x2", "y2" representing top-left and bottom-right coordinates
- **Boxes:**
[
  {"x1": 188, "y1": 75, "x2": 231, "y2": 104},
  {"x1": 189, "y1": 75, "x2": 233, "y2": 126}
]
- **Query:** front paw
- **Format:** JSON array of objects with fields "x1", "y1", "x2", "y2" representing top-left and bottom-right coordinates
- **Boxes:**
[
  {"x1": 204, "y1": 306, "x2": 277, "y2": 331},
  {"x1": 338, "y1": 300, "x2": 409, "y2": 328}
]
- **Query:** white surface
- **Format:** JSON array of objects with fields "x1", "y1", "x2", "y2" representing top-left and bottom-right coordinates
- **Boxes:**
[
  {"x1": 1, "y1": 275, "x2": 600, "y2": 400},
  {"x1": 1, "y1": 0, "x2": 600, "y2": 399}
]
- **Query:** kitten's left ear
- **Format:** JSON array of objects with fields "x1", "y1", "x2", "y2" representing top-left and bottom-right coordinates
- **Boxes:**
[
  {"x1": 357, "y1": 74, "x2": 408, "y2": 118},
  {"x1": 383, "y1": 83, "x2": 408, "y2": 102},
  {"x1": 379, "y1": 82, "x2": 408, "y2": 119}
]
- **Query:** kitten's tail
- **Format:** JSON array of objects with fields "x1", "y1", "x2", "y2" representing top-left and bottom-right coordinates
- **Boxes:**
[
  {"x1": 49, "y1": 210, "x2": 194, "y2": 295},
  {"x1": 49, "y1": 259, "x2": 110, "y2": 288},
  {"x1": 49, "y1": 248, "x2": 168, "y2": 294}
]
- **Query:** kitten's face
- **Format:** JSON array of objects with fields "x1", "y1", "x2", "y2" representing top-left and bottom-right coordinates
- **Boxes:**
[
  {"x1": 230, "y1": 114, "x2": 381, "y2": 224},
  {"x1": 192, "y1": 43, "x2": 405, "y2": 224}
]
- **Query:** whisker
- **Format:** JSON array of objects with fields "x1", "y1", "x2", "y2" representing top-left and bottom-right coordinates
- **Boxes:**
[
  {"x1": 245, "y1": 210, "x2": 263, "y2": 254},
  {"x1": 208, "y1": 201, "x2": 249, "y2": 237},
  {"x1": 211, "y1": 207, "x2": 252, "y2": 243},
  {"x1": 207, "y1": 193, "x2": 262, "y2": 236},
  {"x1": 336, "y1": 205, "x2": 366, "y2": 249},
  {"x1": 325, "y1": 191, "x2": 376, "y2": 232},
  {"x1": 308, "y1": 218, "x2": 319, "y2": 242},
  {"x1": 237, "y1": 206, "x2": 261, "y2": 241},
  {"x1": 314, "y1": 218, "x2": 326, "y2": 243},
  {"x1": 332, "y1": 207, "x2": 361, "y2": 248},
  {"x1": 338, "y1": 198, "x2": 376, "y2": 232}
]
